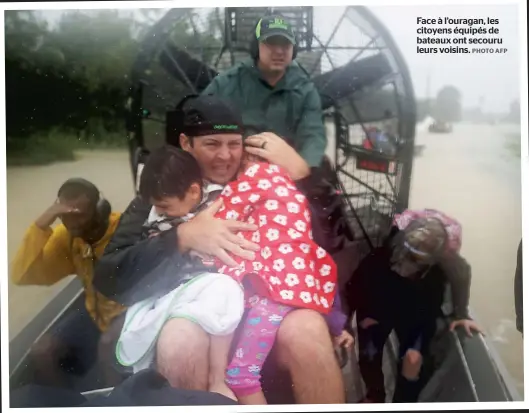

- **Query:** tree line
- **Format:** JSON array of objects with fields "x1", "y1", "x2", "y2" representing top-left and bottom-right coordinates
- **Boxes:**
[
  {"x1": 5, "y1": 9, "x2": 216, "y2": 165},
  {"x1": 6, "y1": 10, "x2": 142, "y2": 162}
]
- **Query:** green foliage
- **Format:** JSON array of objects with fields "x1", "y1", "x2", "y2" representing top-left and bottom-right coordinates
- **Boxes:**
[
  {"x1": 7, "y1": 126, "x2": 127, "y2": 167},
  {"x1": 6, "y1": 9, "x2": 226, "y2": 165},
  {"x1": 6, "y1": 10, "x2": 137, "y2": 151},
  {"x1": 51, "y1": 10, "x2": 137, "y2": 92},
  {"x1": 7, "y1": 129, "x2": 78, "y2": 166}
]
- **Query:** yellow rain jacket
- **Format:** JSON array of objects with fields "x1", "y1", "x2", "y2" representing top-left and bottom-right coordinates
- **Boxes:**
[{"x1": 11, "y1": 212, "x2": 125, "y2": 332}]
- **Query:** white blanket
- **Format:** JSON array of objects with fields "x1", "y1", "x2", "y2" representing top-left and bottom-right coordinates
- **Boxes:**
[{"x1": 116, "y1": 272, "x2": 244, "y2": 373}]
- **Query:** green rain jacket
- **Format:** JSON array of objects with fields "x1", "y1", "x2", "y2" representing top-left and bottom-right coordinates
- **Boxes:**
[{"x1": 202, "y1": 58, "x2": 326, "y2": 167}]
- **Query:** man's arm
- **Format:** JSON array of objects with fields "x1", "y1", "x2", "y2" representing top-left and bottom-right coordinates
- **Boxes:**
[
  {"x1": 295, "y1": 87, "x2": 327, "y2": 167},
  {"x1": 442, "y1": 252, "x2": 472, "y2": 320},
  {"x1": 93, "y1": 196, "x2": 186, "y2": 302},
  {"x1": 10, "y1": 224, "x2": 75, "y2": 286}
]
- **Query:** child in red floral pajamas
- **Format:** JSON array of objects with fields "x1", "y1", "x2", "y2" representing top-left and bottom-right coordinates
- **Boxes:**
[{"x1": 209, "y1": 160, "x2": 342, "y2": 404}]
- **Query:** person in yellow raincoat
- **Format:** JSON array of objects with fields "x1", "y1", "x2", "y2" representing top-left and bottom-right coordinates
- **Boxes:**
[{"x1": 11, "y1": 178, "x2": 125, "y2": 388}]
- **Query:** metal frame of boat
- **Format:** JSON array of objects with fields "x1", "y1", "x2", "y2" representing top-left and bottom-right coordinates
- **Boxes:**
[{"x1": 8, "y1": 5, "x2": 521, "y2": 405}]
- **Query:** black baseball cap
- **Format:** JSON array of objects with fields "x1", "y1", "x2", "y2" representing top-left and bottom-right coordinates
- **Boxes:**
[
  {"x1": 255, "y1": 15, "x2": 296, "y2": 45},
  {"x1": 167, "y1": 94, "x2": 244, "y2": 140}
]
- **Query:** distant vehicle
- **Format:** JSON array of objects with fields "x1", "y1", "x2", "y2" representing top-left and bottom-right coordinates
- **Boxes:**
[{"x1": 429, "y1": 121, "x2": 453, "y2": 133}]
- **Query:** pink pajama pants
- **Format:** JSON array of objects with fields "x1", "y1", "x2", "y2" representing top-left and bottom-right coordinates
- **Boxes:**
[{"x1": 225, "y1": 295, "x2": 293, "y2": 397}]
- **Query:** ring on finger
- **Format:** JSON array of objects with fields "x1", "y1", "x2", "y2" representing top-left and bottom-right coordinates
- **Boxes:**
[{"x1": 261, "y1": 140, "x2": 267, "y2": 149}]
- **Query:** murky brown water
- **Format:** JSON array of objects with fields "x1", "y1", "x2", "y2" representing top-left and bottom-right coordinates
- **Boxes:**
[
  {"x1": 7, "y1": 124, "x2": 523, "y2": 395},
  {"x1": 411, "y1": 122, "x2": 523, "y2": 396}
]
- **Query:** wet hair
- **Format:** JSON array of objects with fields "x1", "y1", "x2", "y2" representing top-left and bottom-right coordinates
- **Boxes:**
[
  {"x1": 57, "y1": 178, "x2": 99, "y2": 209},
  {"x1": 139, "y1": 146, "x2": 203, "y2": 201}
]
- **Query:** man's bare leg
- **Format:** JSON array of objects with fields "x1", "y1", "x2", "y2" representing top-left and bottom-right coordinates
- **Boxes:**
[
  {"x1": 208, "y1": 334, "x2": 237, "y2": 401},
  {"x1": 156, "y1": 318, "x2": 209, "y2": 390},
  {"x1": 274, "y1": 309, "x2": 346, "y2": 404}
]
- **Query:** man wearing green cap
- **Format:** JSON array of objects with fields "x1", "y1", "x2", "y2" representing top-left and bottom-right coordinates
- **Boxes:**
[{"x1": 202, "y1": 14, "x2": 326, "y2": 172}]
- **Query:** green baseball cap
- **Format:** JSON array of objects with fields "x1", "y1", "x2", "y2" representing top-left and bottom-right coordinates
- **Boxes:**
[{"x1": 255, "y1": 15, "x2": 296, "y2": 45}]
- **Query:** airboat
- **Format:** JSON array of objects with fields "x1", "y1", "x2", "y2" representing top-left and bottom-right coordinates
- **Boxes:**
[{"x1": 8, "y1": 6, "x2": 520, "y2": 404}]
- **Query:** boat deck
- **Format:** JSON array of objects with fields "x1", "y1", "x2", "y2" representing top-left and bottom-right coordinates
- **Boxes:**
[{"x1": 343, "y1": 328, "x2": 397, "y2": 403}]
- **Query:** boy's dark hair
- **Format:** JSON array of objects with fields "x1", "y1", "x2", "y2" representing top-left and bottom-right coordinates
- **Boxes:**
[{"x1": 139, "y1": 146, "x2": 202, "y2": 201}]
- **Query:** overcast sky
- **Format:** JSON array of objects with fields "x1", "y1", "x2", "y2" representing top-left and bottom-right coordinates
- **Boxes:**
[
  {"x1": 39, "y1": 4, "x2": 520, "y2": 113},
  {"x1": 371, "y1": 5, "x2": 520, "y2": 113}
]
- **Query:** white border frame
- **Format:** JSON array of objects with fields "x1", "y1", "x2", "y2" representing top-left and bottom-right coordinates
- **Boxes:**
[{"x1": 1, "y1": 0, "x2": 527, "y2": 412}]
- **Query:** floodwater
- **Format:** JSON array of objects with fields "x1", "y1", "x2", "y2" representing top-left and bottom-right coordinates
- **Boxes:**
[
  {"x1": 410, "y1": 121, "x2": 523, "y2": 397},
  {"x1": 6, "y1": 122, "x2": 523, "y2": 396}
]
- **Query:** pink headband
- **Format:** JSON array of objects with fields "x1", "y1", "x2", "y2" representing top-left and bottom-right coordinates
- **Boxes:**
[{"x1": 393, "y1": 209, "x2": 463, "y2": 254}]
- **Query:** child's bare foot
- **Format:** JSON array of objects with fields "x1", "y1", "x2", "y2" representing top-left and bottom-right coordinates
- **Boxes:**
[{"x1": 209, "y1": 382, "x2": 238, "y2": 402}]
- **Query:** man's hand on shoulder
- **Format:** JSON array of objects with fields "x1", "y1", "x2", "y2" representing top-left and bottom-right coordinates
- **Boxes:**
[
  {"x1": 176, "y1": 198, "x2": 259, "y2": 267},
  {"x1": 245, "y1": 132, "x2": 310, "y2": 181}
]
